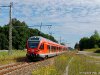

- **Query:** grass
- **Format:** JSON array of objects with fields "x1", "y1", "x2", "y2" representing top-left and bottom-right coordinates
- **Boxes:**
[
  {"x1": 84, "y1": 48, "x2": 100, "y2": 56},
  {"x1": 0, "y1": 50, "x2": 26, "y2": 65},
  {"x1": 32, "y1": 65, "x2": 57, "y2": 75},
  {"x1": 32, "y1": 51, "x2": 75, "y2": 75},
  {"x1": 84, "y1": 48, "x2": 100, "y2": 52},
  {"x1": 93, "y1": 53, "x2": 100, "y2": 56},
  {"x1": 69, "y1": 55, "x2": 100, "y2": 75},
  {"x1": 32, "y1": 50, "x2": 100, "y2": 75}
]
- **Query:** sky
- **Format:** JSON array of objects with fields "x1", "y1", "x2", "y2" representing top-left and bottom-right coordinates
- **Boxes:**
[{"x1": 0, "y1": 0, "x2": 100, "y2": 48}]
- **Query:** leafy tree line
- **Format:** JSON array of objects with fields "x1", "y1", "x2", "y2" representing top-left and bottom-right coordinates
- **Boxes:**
[
  {"x1": 0, "y1": 18, "x2": 58, "y2": 50},
  {"x1": 74, "y1": 30, "x2": 100, "y2": 51}
]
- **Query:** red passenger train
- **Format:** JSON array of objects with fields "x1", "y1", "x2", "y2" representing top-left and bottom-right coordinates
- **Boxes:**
[{"x1": 26, "y1": 36, "x2": 67, "y2": 60}]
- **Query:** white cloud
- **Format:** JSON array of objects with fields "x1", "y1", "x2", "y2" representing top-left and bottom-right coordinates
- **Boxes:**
[{"x1": 1, "y1": 0, "x2": 100, "y2": 47}]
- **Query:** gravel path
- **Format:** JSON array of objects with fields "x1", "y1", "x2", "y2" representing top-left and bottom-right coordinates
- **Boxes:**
[
  {"x1": 64, "y1": 57, "x2": 74, "y2": 75},
  {"x1": 0, "y1": 50, "x2": 8, "y2": 52},
  {"x1": 78, "y1": 51, "x2": 100, "y2": 59}
]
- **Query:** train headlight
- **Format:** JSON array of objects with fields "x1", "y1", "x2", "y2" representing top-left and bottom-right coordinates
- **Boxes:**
[
  {"x1": 31, "y1": 49, "x2": 34, "y2": 52},
  {"x1": 36, "y1": 49, "x2": 38, "y2": 51}
]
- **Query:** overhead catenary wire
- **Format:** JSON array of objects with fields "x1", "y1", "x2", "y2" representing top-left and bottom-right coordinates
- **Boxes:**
[{"x1": 12, "y1": 5, "x2": 52, "y2": 34}]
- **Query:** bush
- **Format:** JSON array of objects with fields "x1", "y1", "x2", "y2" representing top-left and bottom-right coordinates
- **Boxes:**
[{"x1": 94, "y1": 49, "x2": 100, "y2": 53}]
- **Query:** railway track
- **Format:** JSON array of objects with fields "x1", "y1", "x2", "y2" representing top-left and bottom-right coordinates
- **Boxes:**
[
  {"x1": 0, "y1": 57, "x2": 55, "y2": 75},
  {"x1": 0, "y1": 62, "x2": 34, "y2": 75}
]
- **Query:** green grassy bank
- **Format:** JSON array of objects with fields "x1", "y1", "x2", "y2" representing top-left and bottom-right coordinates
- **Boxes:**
[{"x1": 0, "y1": 50, "x2": 26, "y2": 65}]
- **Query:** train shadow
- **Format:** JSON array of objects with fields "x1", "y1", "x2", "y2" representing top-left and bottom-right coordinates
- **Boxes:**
[
  {"x1": 15, "y1": 57, "x2": 28, "y2": 62},
  {"x1": 15, "y1": 57, "x2": 43, "y2": 62},
  {"x1": 16, "y1": 55, "x2": 56, "y2": 63}
]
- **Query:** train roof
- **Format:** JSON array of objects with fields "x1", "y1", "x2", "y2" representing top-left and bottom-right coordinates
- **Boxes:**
[{"x1": 28, "y1": 36, "x2": 67, "y2": 47}]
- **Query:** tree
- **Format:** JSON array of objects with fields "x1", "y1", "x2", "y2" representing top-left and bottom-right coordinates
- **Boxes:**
[
  {"x1": 90, "y1": 30, "x2": 100, "y2": 48},
  {"x1": 78, "y1": 30, "x2": 100, "y2": 50},
  {"x1": 74, "y1": 43, "x2": 79, "y2": 50},
  {"x1": 79, "y1": 37, "x2": 90, "y2": 50},
  {"x1": 0, "y1": 26, "x2": 9, "y2": 50},
  {"x1": 60, "y1": 42, "x2": 65, "y2": 45},
  {"x1": 0, "y1": 33, "x2": 8, "y2": 50},
  {"x1": 12, "y1": 19, "x2": 29, "y2": 50},
  {"x1": 0, "y1": 18, "x2": 58, "y2": 50}
]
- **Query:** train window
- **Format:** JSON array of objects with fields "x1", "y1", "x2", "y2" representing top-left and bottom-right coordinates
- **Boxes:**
[
  {"x1": 30, "y1": 37, "x2": 39, "y2": 40},
  {"x1": 58, "y1": 47, "x2": 60, "y2": 50},
  {"x1": 51, "y1": 46, "x2": 55, "y2": 52},
  {"x1": 56, "y1": 47, "x2": 57, "y2": 50},
  {"x1": 54, "y1": 46, "x2": 55, "y2": 50},
  {"x1": 63, "y1": 48, "x2": 64, "y2": 50},
  {"x1": 53, "y1": 46, "x2": 54, "y2": 50},
  {"x1": 28, "y1": 41, "x2": 39, "y2": 48},
  {"x1": 55, "y1": 46, "x2": 56, "y2": 50},
  {"x1": 51, "y1": 46, "x2": 52, "y2": 50},
  {"x1": 55, "y1": 47, "x2": 57, "y2": 50},
  {"x1": 53, "y1": 46, "x2": 55, "y2": 50},
  {"x1": 53, "y1": 46, "x2": 55, "y2": 51},
  {"x1": 39, "y1": 43, "x2": 44, "y2": 50},
  {"x1": 59, "y1": 47, "x2": 61, "y2": 50},
  {"x1": 52, "y1": 46, "x2": 54, "y2": 50},
  {"x1": 57, "y1": 47, "x2": 59, "y2": 50},
  {"x1": 60, "y1": 47, "x2": 61, "y2": 50},
  {"x1": 54, "y1": 46, "x2": 56, "y2": 50},
  {"x1": 47, "y1": 45, "x2": 50, "y2": 50},
  {"x1": 60, "y1": 47, "x2": 62, "y2": 50}
]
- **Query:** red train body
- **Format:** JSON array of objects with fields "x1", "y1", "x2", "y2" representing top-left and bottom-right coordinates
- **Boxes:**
[{"x1": 26, "y1": 36, "x2": 67, "y2": 60}]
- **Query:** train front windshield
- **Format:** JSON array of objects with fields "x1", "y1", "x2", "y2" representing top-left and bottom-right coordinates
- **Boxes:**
[{"x1": 28, "y1": 41, "x2": 39, "y2": 48}]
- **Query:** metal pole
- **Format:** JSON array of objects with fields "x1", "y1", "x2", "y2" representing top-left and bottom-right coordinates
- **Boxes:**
[
  {"x1": 40, "y1": 22, "x2": 42, "y2": 31},
  {"x1": 8, "y1": 2, "x2": 13, "y2": 55},
  {"x1": 60, "y1": 36, "x2": 61, "y2": 44},
  {"x1": 48, "y1": 26, "x2": 51, "y2": 35}
]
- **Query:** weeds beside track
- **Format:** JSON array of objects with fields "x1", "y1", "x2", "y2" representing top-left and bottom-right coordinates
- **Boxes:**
[{"x1": 32, "y1": 51, "x2": 75, "y2": 75}]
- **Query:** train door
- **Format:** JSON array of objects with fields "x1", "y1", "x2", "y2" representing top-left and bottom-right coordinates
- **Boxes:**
[
  {"x1": 47, "y1": 44, "x2": 52, "y2": 53},
  {"x1": 44, "y1": 43, "x2": 49, "y2": 53},
  {"x1": 39, "y1": 43, "x2": 44, "y2": 54},
  {"x1": 49, "y1": 45, "x2": 52, "y2": 53}
]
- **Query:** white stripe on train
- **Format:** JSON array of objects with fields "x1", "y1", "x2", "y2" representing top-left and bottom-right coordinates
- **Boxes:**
[{"x1": 39, "y1": 51, "x2": 66, "y2": 58}]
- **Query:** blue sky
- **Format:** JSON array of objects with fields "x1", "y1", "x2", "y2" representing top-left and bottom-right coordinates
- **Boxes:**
[{"x1": 0, "y1": 0, "x2": 100, "y2": 48}]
